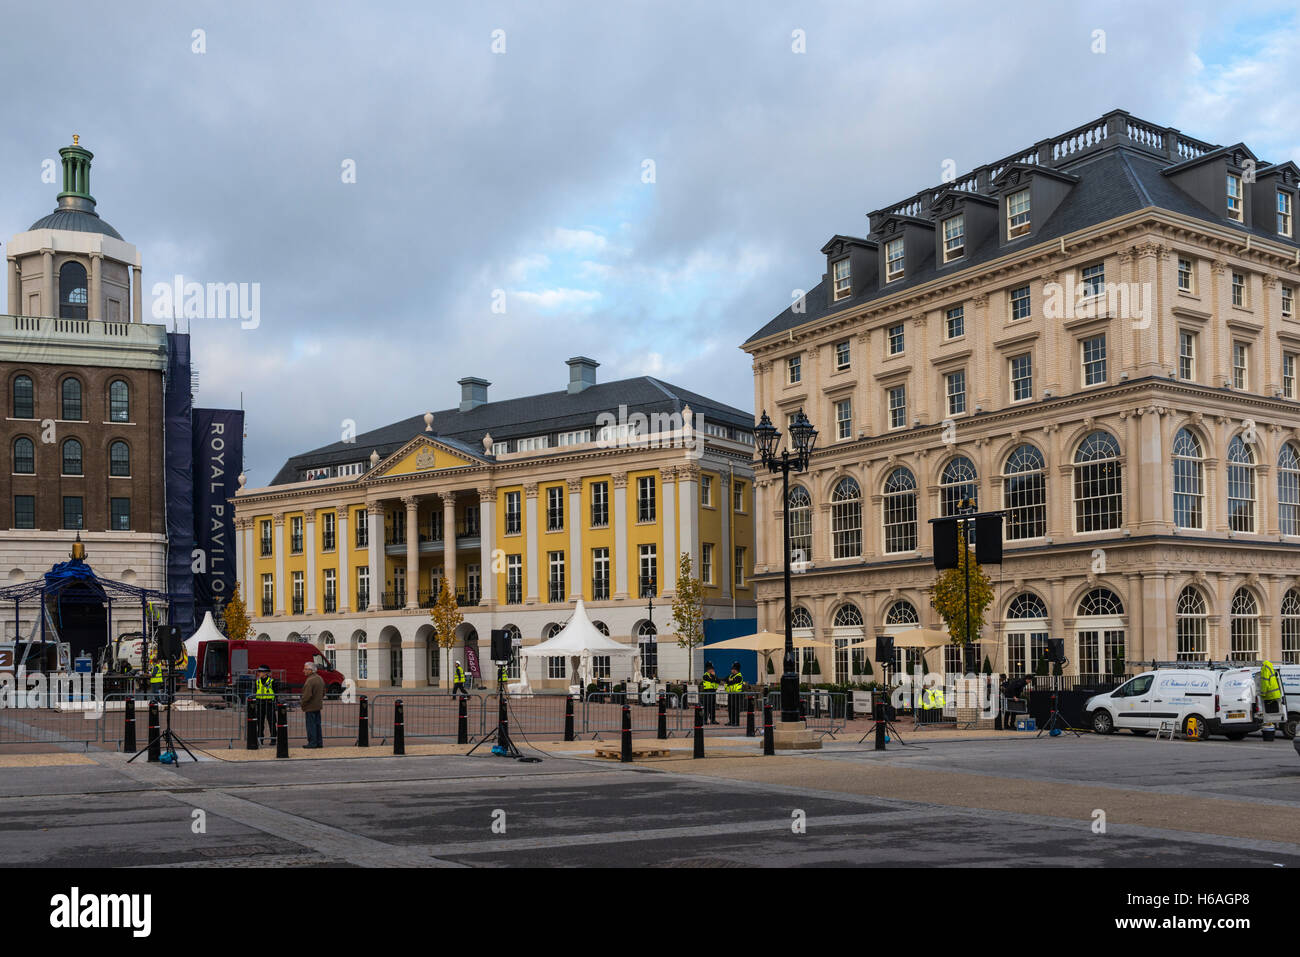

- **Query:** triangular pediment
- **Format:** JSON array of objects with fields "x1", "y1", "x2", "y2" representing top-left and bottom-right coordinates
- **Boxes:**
[{"x1": 368, "y1": 435, "x2": 485, "y2": 479}]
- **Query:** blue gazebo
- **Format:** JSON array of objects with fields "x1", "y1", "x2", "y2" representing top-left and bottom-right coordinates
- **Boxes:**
[{"x1": 0, "y1": 538, "x2": 173, "y2": 674}]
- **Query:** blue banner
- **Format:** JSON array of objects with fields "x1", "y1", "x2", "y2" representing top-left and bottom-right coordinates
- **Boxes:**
[
  {"x1": 165, "y1": 334, "x2": 195, "y2": 635},
  {"x1": 192, "y1": 407, "x2": 244, "y2": 623}
]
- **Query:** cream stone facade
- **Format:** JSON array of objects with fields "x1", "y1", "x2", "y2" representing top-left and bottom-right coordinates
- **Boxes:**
[{"x1": 743, "y1": 111, "x2": 1300, "y2": 681}]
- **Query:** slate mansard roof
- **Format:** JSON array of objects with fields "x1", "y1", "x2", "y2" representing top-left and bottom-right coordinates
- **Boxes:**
[
  {"x1": 269, "y1": 375, "x2": 755, "y2": 486},
  {"x1": 744, "y1": 109, "x2": 1299, "y2": 347}
]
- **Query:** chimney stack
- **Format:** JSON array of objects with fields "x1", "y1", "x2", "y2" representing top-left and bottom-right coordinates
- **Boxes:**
[
  {"x1": 566, "y1": 356, "x2": 599, "y2": 394},
  {"x1": 458, "y1": 377, "x2": 490, "y2": 411}
]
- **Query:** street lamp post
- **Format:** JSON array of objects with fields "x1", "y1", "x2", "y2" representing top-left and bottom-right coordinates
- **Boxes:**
[{"x1": 754, "y1": 408, "x2": 817, "y2": 724}]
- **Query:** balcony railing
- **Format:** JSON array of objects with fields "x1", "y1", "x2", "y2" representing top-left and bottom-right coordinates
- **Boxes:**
[
  {"x1": 356, "y1": 589, "x2": 370, "y2": 610},
  {"x1": 592, "y1": 579, "x2": 610, "y2": 601},
  {"x1": 382, "y1": 590, "x2": 407, "y2": 610},
  {"x1": 322, "y1": 534, "x2": 335, "y2": 551},
  {"x1": 292, "y1": 597, "x2": 304, "y2": 614},
  {"x1": 290, "y1": 535, "x2": 303, "y2": 553},
  {"x1": 323, "y1": 595, "x2": 337, "y2": 613},
  {"x1": 417, "y1": 588, "x2": 481, "y2": 608},
  {"x1": 261, "y1": 598, "x2": 273, "y2": 616},
  {"x1": 548, "y1": 580, "x2": 566, "y2": 603},
  {"x1": 260, "y1": 541, "x2": 273, "y2": 557},
  {"x1": 505, "y1": 586, "x2": 522, "y2": 605}
]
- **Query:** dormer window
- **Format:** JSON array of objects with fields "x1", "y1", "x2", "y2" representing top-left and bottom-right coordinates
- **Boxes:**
[
  {"x1": 1007, "y1": 189, "x2": 1031, "y2": 238},
  {"x1": 832, "y1": 258, "x2": 851, "y2": 300},
  {"x1": 1227, "y1": 173, "x2": 1243, "y2": 222},
  {"x1": 942, "y1": 214, "x2": 965, "y2": 262},
  {"x1": 1279, "y1": 190, "x2": 1293, "y2": 237},
  {"x1": 885, "y1": 237, "x2": 905, "y2": 282}
]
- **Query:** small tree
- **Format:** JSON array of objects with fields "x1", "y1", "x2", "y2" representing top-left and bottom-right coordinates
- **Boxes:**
[
  {"x1": 669, "y1": 552, "x2": 704, "y2": 683},
  {"x1": 429, "y1": 578, "x2": 463, "y2": 688},
  {"x1": 222, "y1": 582, "x2": 254, "y2": 640},
  {"x1": 930, "y1": 526, "x2": 995, "y2": 668}
]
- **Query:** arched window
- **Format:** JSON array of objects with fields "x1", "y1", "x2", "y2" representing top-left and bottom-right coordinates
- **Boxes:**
[
  {"x1": 1172, "y1": 428, "x2": 1204, "y2": 529},
  {"x1": 109, "y1": 441, "x2": 130, "y2": 477},
  {"x1": 1229, "y1": 588, "x2": 1259, "y2": 661},
  {"x1": 940, "y1": 456, "x2": 978, "y2": 517},
  {"x1": 885, "y1": 600, "x2": 919, "y2": 625},
  {"x1": 830, "y1": 477, "x2": 861, "y2": 559},
  {"x1": 1226, "y1": 435, "x2": 1256, "y2": 533},
  {"x1": 61, "y1": 439, "x2": 83, "y2": 476},
  {"x1": 542, "y1": 622, "x2": 563, "y2": 639},
  {"x1": 1077, "y1": 588, "x2": 1125, "y2": 677},
  {"x1": 833, "y1": 604, "x2": 863, "y2": 627},
  {"x1": 61, "y1": 378, "x2": 82, "y2": 421},
  {"x1": 790, "y1": 607, "x2": 814, "y2": 630},
  {"x1": 787, "y1": 486, "x2": 811, "y2": 563},
  {"x1": 59, "y1": 261, "x2": 88, "y2": 320},
  {"x1": 1282, "y1": 589, "x2": 1300, "y2": 664},
  {"x1": 12, "y1": 375, "x2": 33, "y2": 419},
  {"x1": 591, "y1": 620, "x2": 610, "y2": 636},
  {"x1": 502, "y1": 624, "x2": 522, "y2": 678},
  {"x1": 1007, "y1": 593, "x2": 1048, "y2": 619},
  {"x1": 637, "y1": 621, "x2": 658, "y2": 679},
  {"x1": 1280, "y1": 443, "x2": 1300, "y2": 536},
  {"x1": 1002, "y1": 445, "x2": 1046, "y2": 540},
  {"x1": 1073, "y1": 431, "x2": 1122, "y2": 532},
  {"x1": 1176, "y1": 587, "x2": 1208, "y2": 661},
  {"x1": 636, "y1": 621, "x2": 657, "y2": 637},
  {"x1": 109, "y1": 380, "x2": 129, "y2": 422},
  {"x1": 882, "y1": 467, "x2": 918, "y2": 553},
  {"x1": 12, "y1": 437, "x2": 34, "y2": 474}
]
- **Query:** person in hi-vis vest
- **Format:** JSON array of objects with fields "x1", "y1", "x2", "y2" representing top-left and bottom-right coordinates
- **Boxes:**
[
  {"x1": 724, "y1": 662, "x2": 745, "y2": 726},
  {"x1": 453, "y1": 661, "x2": 468, "y2": 695},
  {"x1": 253, "y1": 664, "x2": 277, "y2": 742},
  {"x1": 700, "y1": 663, "x2": 720, "y2": 724}
]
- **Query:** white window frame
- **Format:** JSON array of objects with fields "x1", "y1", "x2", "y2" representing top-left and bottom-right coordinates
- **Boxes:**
[
  {"x1": 1010, "y1": 354, "x2": 1032, "y2": 402},
  {"x1": 835, "y1": 398, "x2": 852, "y2": 440},
  {"x1": 885, "y1": 237, "x2": 905, "y2": 282},
  {"x1": 832, "y1": 258, "x2": 851, "y2": 300},
  {"x1": 1179, "y1": 331, "x2": 1196, "y2": 381},
  {"x1": 787, "y1": 354, "x2": 801, "y2": 384},
  {"x1": 942, "y1": 214, "x2": 965, "y2": 262},
  {"x1": 887, "y1": 323, "x2": 905, "y2": 355},
  {"x1": 1007, "y1": 188, "x2": 1031, "y2": 237},
  {"x1": 1233, "y1": 341, "x2": 1250, "y2": 391},
  {"x1": 1232, "y1": 272, "x2": 1247, "y2": 308},
  {"x1": 888, "y1": 385, "x2": 907, "y2": 430},
  {"x1": 1280, "y1": 190, "x2": 1293, "y2": 237},
  {"x1": 1227, "y1": 173, "x2": 1243, "y2": 222},
  {"x1": 1177, "y1": 257, "x2": 1194, "y2": 293},
  {"x1": 945, "y1": 305, "x2": 964, "y2": 340},
  {"x1": 834, "y1": 340, "x2": 851, "y2": 371},
  {"x1": 1081, "y1": 334, "x2": 1107, "y2": 387},
  {"x1": 945, "y1": 370, "x2": 966, "y2": 416}
]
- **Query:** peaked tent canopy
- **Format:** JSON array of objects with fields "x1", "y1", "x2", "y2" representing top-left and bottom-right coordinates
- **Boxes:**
[
  {"x1": 184, "y1": 611, "x2": 226, "y2": 658},
  {"x1": 520, "y1": 599, "x2": 638, "y2": 658}
]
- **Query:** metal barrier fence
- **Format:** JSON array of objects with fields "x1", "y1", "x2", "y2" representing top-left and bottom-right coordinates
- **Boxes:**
[
  {"x1": 764, "y1": 691, "x2": 847, "y2": 738},
  {"x1": 369, "y1": 695, "x2": 469, "y2": 742}
]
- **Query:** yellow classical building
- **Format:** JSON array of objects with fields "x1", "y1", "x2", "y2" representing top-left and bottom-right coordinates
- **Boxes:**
[{"x1": 232, "y1": 358, "x2": 755, "y2": 688}]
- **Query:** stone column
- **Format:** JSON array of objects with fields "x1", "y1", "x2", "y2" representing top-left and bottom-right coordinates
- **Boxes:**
[
  {"x1": 661, "y1": 467, "x2": 677, "y2": 593},
  {"x1": 612, "y1": 472, "x2": 629, "y2": 599},
  {"x1": 272, "y1": 514, "x2": 286, "y2": 616},
  {"x1": 567, "y1": 478, "x2": 583, "y2": 601},
  {"x1": 233, "y1": 519, "x2": 245, "y2": 596},
  {"x1": 367, "y1": 506, "x2": 382, "y2": 611},
  {"x1": 443, "y1": 493, "x2": 458, "y2": 600},
  {"x1": 304, "y1": 513, "x2": 317, "y2": 614},
  {"x1": 6, "y1": 257, "x2": 18, "y2": 315},
  {"x1": 88, "y1": 252, "x2": 102, "y2": 321},
  {"x1": 719, "y1": 474, "x2": 732, "y2": 599},
  {"x1": 131, "y1": 265, "x2": 142, "y2": 324},
  {"x1": 524, "y1": 483, "x2": 539, "y2": 603},
  {"x1": 244, "y1": 519, "x2": 256, "y2": 613},
  {"x1": 43, "y1": 249, "x2": 54, "y2": 317},
  {"x1": 478, "y1": 486, "x2": 496, "y2": 606},
  {"x1": 337, "y1": 508, "x2": 351, "y2": 613},
  {"x1": 404, "y1": 496, "x2": 420, "y2": 609},
  {"x1": 678, "y1": 465, "x2": 700, "y2": 586}
]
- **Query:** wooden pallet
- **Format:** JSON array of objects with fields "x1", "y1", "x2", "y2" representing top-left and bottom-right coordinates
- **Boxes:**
[{"x1": 593, "y1": 745, "x2": 672, "y2": 760}]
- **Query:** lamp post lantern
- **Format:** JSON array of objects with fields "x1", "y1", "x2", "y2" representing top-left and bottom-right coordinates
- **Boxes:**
[{"x1": 754, "y1": 408, "x2": 817, "y2": 723}]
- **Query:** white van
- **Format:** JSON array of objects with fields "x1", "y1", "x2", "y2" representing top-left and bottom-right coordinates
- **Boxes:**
[
  {"x1": 1085, "y1": 668, "x2": 1263, "y2": 740},
  {"x1": 1273, "y1": 665, "x2": 1300, "y2": 738}
]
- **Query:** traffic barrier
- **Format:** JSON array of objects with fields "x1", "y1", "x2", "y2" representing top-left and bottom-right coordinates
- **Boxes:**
[
  {"x1": 275, "y1": 703, "x2": 289, "y2": 758},
  {"x1": 693, "y1": 705, "x2": 704, "y2": 758},
  {"x1": 585, "y1": 692, "x2": 678, "y2": 738},
  {"x1": 621, "y1": 705, "x2": 632, "y2": 762},
  {"x1": 123, "y1": 696, "x2": 136, "y2": 753},
  {"x1": 746, "y1": 694, "x2": 756, "y2": 737},
  {"x1": 564, "y1": 696, "x2": 575, "y2": 742},
  {"x1": 458, "y1": 695, "x2": 468, "y2": 744},
  {"x1": 371, "y1": 694, "x2": 461, "y2": 740},
  {"x1": 763, "y1": 702, "x2": 774, "y2": 756},
  {"x1": 147, "y1": 701, "x2": 160, "y2": 762},
  {"x1": 357, "y1": 695, "x2": 369, "y2": 747},
  {"x1": 393, "y1": 699, "x2": 405, "y2": 755},
  {"x1": 765, "y1": 691, "x2": 847, "y2": 739}
]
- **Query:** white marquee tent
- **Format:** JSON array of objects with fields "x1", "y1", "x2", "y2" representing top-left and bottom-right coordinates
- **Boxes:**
[{"x1": 517, "y1": 599, "x2": 638, "y2": 690}]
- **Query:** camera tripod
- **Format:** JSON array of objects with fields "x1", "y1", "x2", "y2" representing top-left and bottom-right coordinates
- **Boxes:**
[
  {"x1": 1036, "y1": 690, "x2": 1081, "y2": 738},
  {"x1": 128, "y1": 669, "x2": 198, "y2": 764}
]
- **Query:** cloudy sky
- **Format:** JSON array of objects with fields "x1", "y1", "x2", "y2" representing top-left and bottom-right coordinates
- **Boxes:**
[{"x1": 2, "y1": 1, "x2": 1298, "y2": 484}]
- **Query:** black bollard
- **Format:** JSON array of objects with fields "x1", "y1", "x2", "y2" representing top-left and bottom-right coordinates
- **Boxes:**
[
  {"x1": 846, "y1": 695, "x2": 855, "y2": 721},
  {"x1": 763, "y1": 703, "x2": 774, "y2": 756},
  {"x1": 245, "y1": 698, "x2": 258, "y2": 750},
  {"x1": 356, "y1": 695, "x2": 369, "y2": 747},
  {"x1": 657, "y1": 694, "x2": 668, "y2": 740},
  {"x1": 147, "y1": 700, "x2": 160, "y2": 762},
  {"x1": 564, "y1": 695, "x2": 575, "y2": 742},
  {"x1": 746, "y1": 695, "x2": 756, "y2": 737},
  {"x1": 874, "y1": 697, "x2": 887, "y2": 751},
  {"x1": 621, "y1": 705, "x2": 632, "y2": 763},
  {"x1": 123, "y1": 696, "x2": 136, "y2": 753},
  {"x1": 458, "y1": 694, "x2": 469, "y2": 745},
  {"x1": 275, "y1": 703, "x2": 289, "y2": 758},
  {"x1": 693, "y1": 704, "x2": 704, "y2": 758},
  {"x1": 393, "y1": 699, "x2": 405, "y2": 755}
]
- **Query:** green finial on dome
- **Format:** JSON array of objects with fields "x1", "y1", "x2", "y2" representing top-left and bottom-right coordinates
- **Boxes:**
[{"x1": 57, "y1": 136, "x2": 96, "y2": 207}]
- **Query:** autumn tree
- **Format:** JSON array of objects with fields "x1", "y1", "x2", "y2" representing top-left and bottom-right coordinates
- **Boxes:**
[
  {"x1": 430, "y1": 577, "x2": 464, "y2": 688},
  {"x1": 222, "y1": 582, "x2": 255, "y2": 640},
  {"x1": 670, "y1": 552, "x2": 704, "y2": 683},
  {"x1": 929, "y1": 526, "x2": 994, "y2": 666}
]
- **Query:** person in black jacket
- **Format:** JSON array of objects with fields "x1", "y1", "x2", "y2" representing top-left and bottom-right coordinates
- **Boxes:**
[{"x1": 1001, "y1": 675, "x2": 1033, "y2": 729}]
